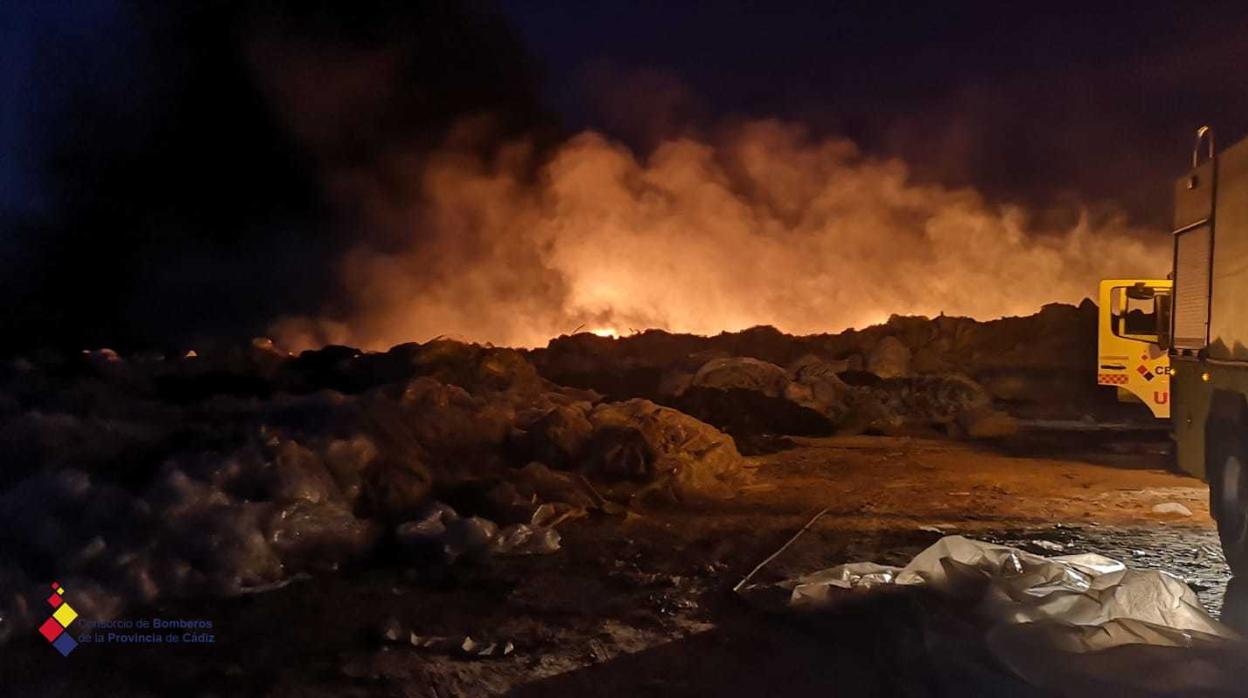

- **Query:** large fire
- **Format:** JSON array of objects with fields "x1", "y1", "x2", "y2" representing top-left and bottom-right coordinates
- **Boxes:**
[{"x1": 273, "y1": 120, "x2": 1166, "y2": 351}]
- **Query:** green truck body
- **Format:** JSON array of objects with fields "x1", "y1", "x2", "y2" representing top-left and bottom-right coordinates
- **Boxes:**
[{"x1": 1170, "y1": 129, "x2": 1248, "y2": 572}]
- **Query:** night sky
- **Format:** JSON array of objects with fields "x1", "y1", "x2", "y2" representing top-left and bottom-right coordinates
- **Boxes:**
[
  {"x1": 3, "y1": 0, "x2": 1248, "y2": 350},
  {"x1": 7, "y1": 1, "x2": 1248, "y2": 220},
  {"x1": 496, "y1": 0, "x2": 1248, "y2": 221}
]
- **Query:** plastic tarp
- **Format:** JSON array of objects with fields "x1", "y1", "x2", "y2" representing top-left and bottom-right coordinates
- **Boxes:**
[
  {"x1": 745, "y1": 536, "x2": 1246, "y2": 695},
  {"x1": 778, "y1": 536, "x2": 1232, "y2": 647}
]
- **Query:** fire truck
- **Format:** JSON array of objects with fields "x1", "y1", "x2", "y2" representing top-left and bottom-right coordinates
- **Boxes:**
[
  {"x1": 1168, "y1": 126, "x2": 1248, "y2": 574},
  {"x1": 1096, "y1": 278, "x2": 1172, "y2": 419},
  {"x1": 1096, "y1": 128, "x2": 1248, "y2": 572}
]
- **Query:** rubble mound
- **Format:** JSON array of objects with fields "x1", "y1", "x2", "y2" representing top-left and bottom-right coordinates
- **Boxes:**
[
  {"x1": 866, "y1": 335, "x2": 911, "y2": 378},
  {"x1": 584, "y1": 399, "x2": 747, "y2": 500},
  {"x1": 0, "y1": 301, "x2": 1100, "y2": 641},
  {"x1": 529, "y1": 301, "x2": 1104, "y2": 433},
  {"x1": 689, "y1": 357, "x2": 791, "y2": 396},
  {"x1": 844, "y1": 374, "x2": 995, "y2": 435},
  {"x1": 674, "y1": 356, "x2": 842, "y2": 447},
  {"x1": 0, "y1": 339, "x2": 740, "y2": 641}
]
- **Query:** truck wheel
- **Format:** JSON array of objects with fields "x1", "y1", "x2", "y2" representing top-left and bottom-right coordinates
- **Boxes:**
[{"x1": 1210, "y1": 431, "x2": 1248, "y2": 576}]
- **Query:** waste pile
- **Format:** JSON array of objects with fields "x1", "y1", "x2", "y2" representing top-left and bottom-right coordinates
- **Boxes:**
[
  {"x1": 0, "y1": 302, "x2": 1110, "y2": 642},
  {"x1": 529, "y1": 302, "x2": 1103, "y2": 446},
  {"x1": 0, "y1": 340, "x2": 747, "y2": 641}
]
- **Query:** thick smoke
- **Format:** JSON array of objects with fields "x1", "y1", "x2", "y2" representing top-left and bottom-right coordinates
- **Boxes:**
[
  {"x1": 274, "y1": 120, "x2": 1168, "y2": 350},
  {"x1": 9, "y1": 1, "x2": 1171, "y2": 354}
]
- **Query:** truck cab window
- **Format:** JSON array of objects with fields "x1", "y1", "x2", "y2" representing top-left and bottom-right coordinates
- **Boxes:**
[{"x1": 1111, "y1": 285, "x2": 1165, "y2": 342}]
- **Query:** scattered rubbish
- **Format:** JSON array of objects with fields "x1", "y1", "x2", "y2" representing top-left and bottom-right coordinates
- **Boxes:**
[
  {"x1": 775, "y1": 562, "x2": 900, "y2": 597},
  {"x1": 1152, "y1": 502, "x2": 1194, "y2": 517},
  {"x1": 378, "y1": 618, "x2": 515, "y2": 658},
  {"x1": 918, "y1": 525, "x2": 948, "y2": 534},
  {"x1": 379, "y1": 616, "x2": 407, "y2": 643},
  {"x1": 394, "y1": 504, "x2": 494, "y2": 560},
  {"x1": 527, "y1": 502, "x2": 583, "y2": 528},
  {"x1": 504, "y1": 462, "x2": 608, "y2": 513},
  {"x1": 238, "y1": 572, "x2": 312, "y2": 595},
  {"x1": 1028, "y1": 539, "x2": 1065, "y2": 552},
  {"x1": 490, "y1": 523, "x2": 561, "y2": 555},
  {"x1": 396, "y1": 501, "x2": 561, "y2": 559},
  {"x1": 437, "y1": 515, "x2": 498, "y2": 557},
  {"x1": 395, "y1": 502, "x2": 458, "y2": 541},
  {"x1": 483, "y1": 468, "x2": 597, "y2": 529},
  {"x1": 455, "y1": 636, "x2": 515, "y2": 658}
]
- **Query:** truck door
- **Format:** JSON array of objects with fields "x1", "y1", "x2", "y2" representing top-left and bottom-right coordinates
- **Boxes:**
[{"x1": 1097, "y1": 279, "x2": 1173, "y2": 418}]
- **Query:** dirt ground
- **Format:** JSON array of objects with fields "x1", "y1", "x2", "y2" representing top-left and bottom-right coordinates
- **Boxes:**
[{"x1": 4, "y1": 429, "x2": 1233, "y2": 697}]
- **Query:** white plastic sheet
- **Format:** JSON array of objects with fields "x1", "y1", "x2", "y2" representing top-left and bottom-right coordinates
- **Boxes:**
[
  {"x1": 767, "y1": 536, "x2": 1235, "y2": 650},
  {"x1": 747, "y1": 535, "x2": 1248, "y2": 694}
]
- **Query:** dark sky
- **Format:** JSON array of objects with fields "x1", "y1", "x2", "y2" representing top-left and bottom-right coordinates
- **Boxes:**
[
  {"x1": 3, "y1": 0, "x2": 1248, "y2": 350},
  {"x1": 496, "y1": 0, "x2": 1248, "y2": 223},
  {"x1": 6, "y1": 1, "x2": 1248, "y2": 220},
  {"x1": 1, "y1": 1, "x2": 114, "y2": 214}
]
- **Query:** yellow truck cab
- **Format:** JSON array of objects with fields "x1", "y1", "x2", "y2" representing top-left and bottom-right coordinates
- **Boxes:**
[{"x1": 1097, "y1": 279, "x2": 1172, "y2": 419}]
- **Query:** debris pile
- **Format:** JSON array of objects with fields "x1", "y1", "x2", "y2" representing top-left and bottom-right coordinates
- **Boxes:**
[
  {"x1": 0, "y1": 302, "x2": 1107, "y2": 641},
  {"x1": 531, "y1": 302, "x2": 1097, "y2": 399},
  {"x1": 0, "y1": 340, "x2": 747, "y2": 641},
  {"x1": 528, "y1": 303, "x2": 1100, "y2": 444}
]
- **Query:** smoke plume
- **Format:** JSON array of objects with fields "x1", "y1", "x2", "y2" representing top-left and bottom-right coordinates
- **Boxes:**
[
  {"x1": 7, "y1": 1, "x2": 1171, "y2": 354},
  {"x1": 275, "y1": 120, "x2": 1167, "y2": 350}
]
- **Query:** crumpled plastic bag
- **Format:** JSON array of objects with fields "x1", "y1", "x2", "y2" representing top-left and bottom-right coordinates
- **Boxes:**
[
  {"x1": 491, "y1": 523, "x2": 561, "y2": 555},
  {"x1": 756, "y1": 536, "x2": 1235, "y2": 651},
  {"x1": 745, "y1": 535, "x2": 1246, "y2": 694},
  {"x1": 395, "y1": 501, "x2": 561, "y2": 560},
  {"x1": 378, "y1": 616, "x2": 515, "y2": 658}
]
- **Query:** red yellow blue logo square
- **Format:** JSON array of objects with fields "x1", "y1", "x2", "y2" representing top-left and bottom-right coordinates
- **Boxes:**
[{"x1": 38, "y1": 581, "x2": 78, "y2": 656}]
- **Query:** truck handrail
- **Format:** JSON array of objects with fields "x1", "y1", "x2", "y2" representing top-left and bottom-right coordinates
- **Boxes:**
[{"x1": 1194, "y1": 125, "x2": 1215, "y2": 169}]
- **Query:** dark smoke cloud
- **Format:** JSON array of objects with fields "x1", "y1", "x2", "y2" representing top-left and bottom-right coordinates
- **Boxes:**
[
  {"x1": 2, "y1": 0, "x2": 551, "y2": 353},
  {"x1": 506, "y1": 0, "x2": 1248, "y2": 227},
  {"x1": 5, "y1": 1, "x2": 1215, "y2": 354},
  {"x1": 271, "y1": 120, "x2": 1165, "y2": 351}
]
